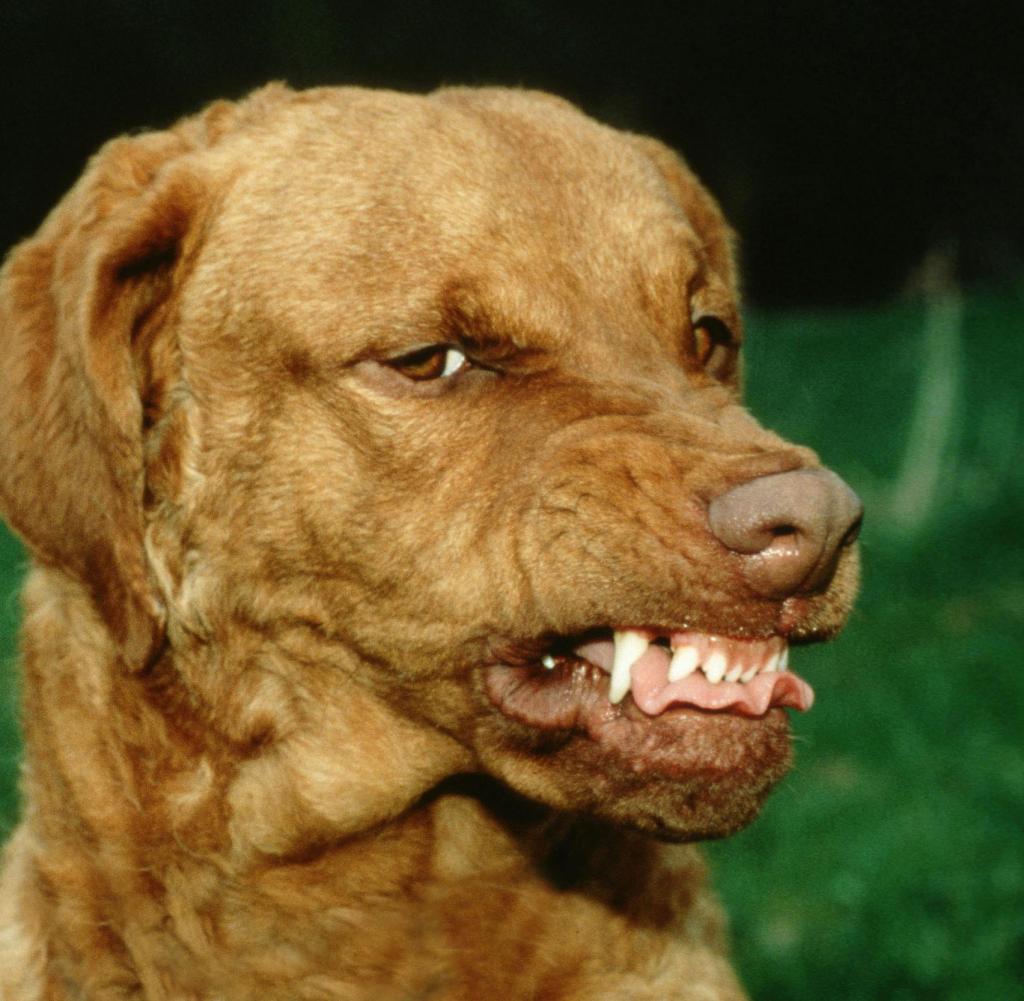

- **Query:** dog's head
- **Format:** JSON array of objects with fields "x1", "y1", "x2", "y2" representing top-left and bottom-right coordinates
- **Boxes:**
[{"x1": 0, "y1": 85, "x2": 860, "y2": 854}]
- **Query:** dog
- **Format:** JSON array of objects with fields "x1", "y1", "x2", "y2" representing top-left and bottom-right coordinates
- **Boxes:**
[{"x1": 0, "y1": 84, "x2": 861, "y2": 1000}]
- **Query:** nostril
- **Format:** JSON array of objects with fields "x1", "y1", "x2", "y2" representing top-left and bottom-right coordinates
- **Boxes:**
[{"x1": 708, "y1": 468, "x2": 863, "y2": 599}]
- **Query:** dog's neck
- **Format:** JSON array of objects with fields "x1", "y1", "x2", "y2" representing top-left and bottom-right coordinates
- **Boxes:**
[{"x1": 1, "y1": 567, "x2": 743, "y2": 1000}]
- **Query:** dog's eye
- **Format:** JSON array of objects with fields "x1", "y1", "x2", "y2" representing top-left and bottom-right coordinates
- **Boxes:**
[
  {"x1": 386, "y1": 345, "x2": 470, "y2": 381},
  {"x1": 692, "y1": 316, "x2": 736, "y2": 377}
]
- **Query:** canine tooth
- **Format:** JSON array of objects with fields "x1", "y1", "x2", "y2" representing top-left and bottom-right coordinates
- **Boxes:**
[
  {"x1": 703, "y1": 651, "x2": 728, "y2": 684},
  {"x1": 610, "y1": 630, "x2": 649, "y2": 704},
  {"x1": 779, "y1": 645, "x2": 789, "y2": 670},
  {"x1": 764, "y1": 650, "x2": 781, "y2": 673},
  {"x1": 725, "y1": 663, "x2": 743, "y2": 683},
  {"x1": 668, "y1": 644, "x2": 700, "y2": 682},
  {"x1": 541, "y1": 655, "x2": 557, "y2": 670}
]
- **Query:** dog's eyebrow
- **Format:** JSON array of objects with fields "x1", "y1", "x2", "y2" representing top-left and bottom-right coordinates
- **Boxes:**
[
  {"x1": 454, "y1": 325, "x2": 523, "y2": 360},
  {"x1": 438, "y1": 284, "x2": 538, "y2": 361}
]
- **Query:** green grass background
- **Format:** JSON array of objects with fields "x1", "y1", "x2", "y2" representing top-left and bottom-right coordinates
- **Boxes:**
[{"x1": 1, "y1": 289, "x2": 1021, "y2": 998}]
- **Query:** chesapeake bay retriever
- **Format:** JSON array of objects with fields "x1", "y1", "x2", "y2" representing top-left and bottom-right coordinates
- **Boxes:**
[{"x1": 0, "y1": 85, "x2": 861, "y2": 1000}]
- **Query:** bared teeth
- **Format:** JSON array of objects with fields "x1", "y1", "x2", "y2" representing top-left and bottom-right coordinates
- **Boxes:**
[
  {"x1": 671, "y1": 633, "x2": 789, "y2": 687},
  {"x1": 740, "y1": 663, "x2": 760, "y2": 683},
  {"x1": 556, "y1": 631, "x2": 791, "y2": 705},
  {"x1": 667, "y1": 644, "x2": 700, "y2": 682},
  {"x1": 703, "y1": 650, "x2": 728, "y2": 684},
  {"x1": 610, "y1": 630, "x2": 649, "y2": 703}
]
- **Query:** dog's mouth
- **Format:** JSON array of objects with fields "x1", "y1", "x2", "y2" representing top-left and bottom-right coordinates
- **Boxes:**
[
  {"x1": 571, "y1": 629, "x2": 810, "y2": 714},
  {"x1": 483, "y1": 627, "x2": 813, "y2": 777}
]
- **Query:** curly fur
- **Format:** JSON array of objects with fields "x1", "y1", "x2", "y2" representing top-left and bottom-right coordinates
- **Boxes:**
[{"x1": 0, "y1": 85, "x2": 858, "y2": 1000}]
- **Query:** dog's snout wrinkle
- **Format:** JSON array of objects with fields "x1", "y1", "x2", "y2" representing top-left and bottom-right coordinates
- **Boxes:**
[{"x1": 708, "y1": 469, "x2": 863, "y2": 599}]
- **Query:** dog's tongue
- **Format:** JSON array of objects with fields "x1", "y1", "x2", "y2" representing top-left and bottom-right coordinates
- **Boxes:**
[
  {"x1": 631, "y1": 653, "x2": 814, "y2": 716},
  {"x1": 573, "y1": 639, "x2": 814, "y2": 718}
]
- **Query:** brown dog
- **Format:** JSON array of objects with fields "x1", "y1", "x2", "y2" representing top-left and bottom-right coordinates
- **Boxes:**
[{"x1": 0, "y1": 85, "x2": 861, "y2": 1000}]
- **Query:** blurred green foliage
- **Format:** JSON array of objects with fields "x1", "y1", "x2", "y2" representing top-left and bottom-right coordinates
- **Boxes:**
[
  {"x1": 0, "y1": 290, "x2": 1021, "y2": 997},
  {"x1": 0, "y1": 524, "x2": 22, "y2": 830}
]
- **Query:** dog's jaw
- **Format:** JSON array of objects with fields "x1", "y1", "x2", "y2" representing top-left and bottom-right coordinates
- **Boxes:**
[{"x1": 476, "y1": 647, "x2": 797, "y2": 841}]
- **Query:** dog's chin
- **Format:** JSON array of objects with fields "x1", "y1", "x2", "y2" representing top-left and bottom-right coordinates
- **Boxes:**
[{"x1": 474, "y1": 651, "x2": 796, "y2": 841}]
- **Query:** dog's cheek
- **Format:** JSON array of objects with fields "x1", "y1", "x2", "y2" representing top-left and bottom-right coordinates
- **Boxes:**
[{"x1": 238, "y1": 401, "x2": 521, "y2": 665}]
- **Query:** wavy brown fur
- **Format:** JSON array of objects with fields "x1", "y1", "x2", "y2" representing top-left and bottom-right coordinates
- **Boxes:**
[{"x1": 0, "y1": 85, "x2": 858, "y2": 999}]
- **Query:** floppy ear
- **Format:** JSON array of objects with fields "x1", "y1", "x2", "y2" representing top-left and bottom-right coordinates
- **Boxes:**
[{"x1": 0, "y1": 127, "x2": 210, "y2": 669}]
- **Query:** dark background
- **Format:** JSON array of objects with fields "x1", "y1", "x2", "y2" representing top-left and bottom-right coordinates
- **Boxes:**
[{"x1": 3, "y1": 0, "x2": 1023, "y2": 307}]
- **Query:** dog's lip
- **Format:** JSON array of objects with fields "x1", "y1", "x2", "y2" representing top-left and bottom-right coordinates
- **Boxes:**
[
  {"x1": 481, "y1": 623, "x2": 815, "y2": 787},
  {"x1": 481, "y1": 651, "x2": 801, "y2": 781}
]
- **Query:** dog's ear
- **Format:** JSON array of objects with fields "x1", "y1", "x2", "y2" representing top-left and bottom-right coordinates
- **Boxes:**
[
  {"x1": 0, "y1": 125, "x2": 213, "y2": 669},
  {"x1": 630, "y1": 135, "x2": 739, "y2": 297}
]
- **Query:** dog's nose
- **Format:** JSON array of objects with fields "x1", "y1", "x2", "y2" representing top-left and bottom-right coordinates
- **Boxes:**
[{"x1": 707, "y1": 469, "x2": 863, "y2": 599}]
